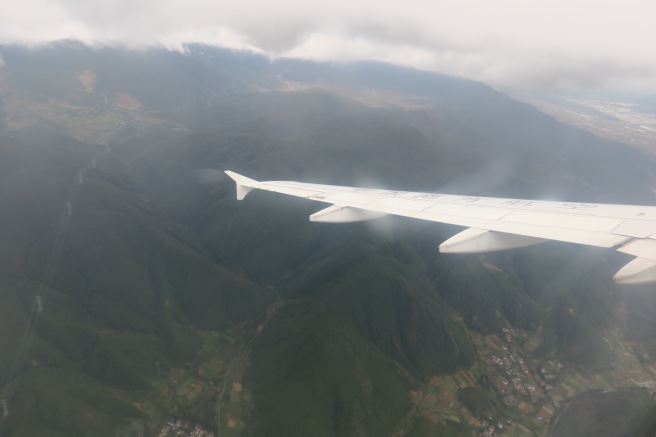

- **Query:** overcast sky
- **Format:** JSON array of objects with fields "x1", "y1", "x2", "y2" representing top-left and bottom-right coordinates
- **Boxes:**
[{"x1": 1, "y1": 0, "x2": 655, "y2": 92}]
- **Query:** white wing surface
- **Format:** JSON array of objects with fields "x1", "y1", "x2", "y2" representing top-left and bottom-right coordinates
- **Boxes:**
[{"x1": 225, "y1": 171, "x2": 656, "y2": 284}]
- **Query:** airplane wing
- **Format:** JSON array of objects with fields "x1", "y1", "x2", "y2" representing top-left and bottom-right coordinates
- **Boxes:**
[{"x1": 225, "y1": 171, "x2": 656, "y2": 284}]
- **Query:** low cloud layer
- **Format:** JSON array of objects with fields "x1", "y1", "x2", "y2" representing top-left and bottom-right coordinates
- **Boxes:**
[{"x1": 1, "y1": 0, "x2": 655, "y2": 91}]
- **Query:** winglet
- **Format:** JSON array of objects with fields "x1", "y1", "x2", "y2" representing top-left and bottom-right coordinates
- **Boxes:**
[{"x1": 225, "y1": 171, "x2": 259, "y2": 200}]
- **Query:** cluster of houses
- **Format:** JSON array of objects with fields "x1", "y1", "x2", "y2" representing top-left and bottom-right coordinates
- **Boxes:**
[{"x1": 158, "y1": 419, "x2": 214, "y2": 437}]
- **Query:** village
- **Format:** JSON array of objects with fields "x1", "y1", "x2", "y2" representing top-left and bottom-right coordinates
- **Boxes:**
[
  {"x1": 149, "y1": 328, "x2": 252, "y2": 437},
  {"x1": 410, "y1": 319, "x2": 656, "y2": 437}
]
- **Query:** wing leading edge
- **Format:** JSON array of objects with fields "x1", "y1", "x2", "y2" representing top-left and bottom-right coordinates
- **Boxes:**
[{"x1": 225, "y1": 171, "x2": 656, "y2": 284}]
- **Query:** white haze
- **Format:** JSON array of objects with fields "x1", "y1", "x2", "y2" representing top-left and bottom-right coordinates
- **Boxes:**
[{"x1": 1, "y1": 0, "x2": 655, "y2": 92}]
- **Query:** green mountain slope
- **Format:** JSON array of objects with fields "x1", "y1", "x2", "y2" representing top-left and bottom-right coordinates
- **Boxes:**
[{"x1": 0, "y1": 127, "x2": 266, "y2": 435}]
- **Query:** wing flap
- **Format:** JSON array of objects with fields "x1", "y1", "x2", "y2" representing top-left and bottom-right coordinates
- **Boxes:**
[
  {"x1": 611, "y1": 220, "x2": 656, "y2": 238},
  {"x1": 430, "y1": 216, "x2": 635, "y2": 250}
]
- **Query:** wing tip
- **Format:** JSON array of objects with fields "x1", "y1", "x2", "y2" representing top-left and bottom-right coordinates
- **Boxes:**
[{"x1": 224, "y1": 170, "x2": 259, "y2": 200}]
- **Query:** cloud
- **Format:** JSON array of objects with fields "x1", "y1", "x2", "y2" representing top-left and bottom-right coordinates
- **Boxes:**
[{"x1": 1, "y1": 0, "x2": 655, "y2": 91}]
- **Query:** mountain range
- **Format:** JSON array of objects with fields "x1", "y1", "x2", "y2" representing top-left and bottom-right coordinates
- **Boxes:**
[{"x1": 1, "y1": 42, "x2": 656, "y2": 436}]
